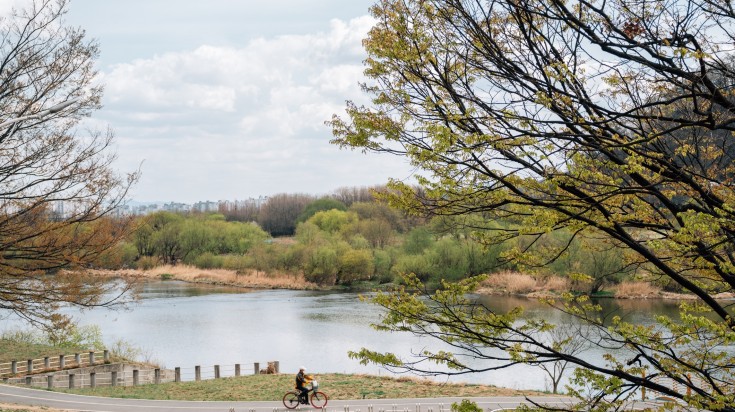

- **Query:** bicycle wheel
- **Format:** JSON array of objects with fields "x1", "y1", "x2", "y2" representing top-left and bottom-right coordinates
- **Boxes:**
[
  {"x1": 283, "y1": 391, "x2": 301, "y2": 409},
  {"x1": 310, "y1": 391, "x2": 328, "y2": 408}
]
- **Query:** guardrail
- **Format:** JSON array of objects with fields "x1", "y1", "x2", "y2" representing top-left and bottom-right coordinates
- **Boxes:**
[
  {"x1": 1, "y1": 360, "x2": 279, "y2": 389},
  {"x1": 0, "y1": 350, "x2": 108, "y2": 377}
]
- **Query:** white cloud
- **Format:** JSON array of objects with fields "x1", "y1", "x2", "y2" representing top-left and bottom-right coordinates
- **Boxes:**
[{"x1": 92, "y1": 14, "x2": 413, "y2": 202}]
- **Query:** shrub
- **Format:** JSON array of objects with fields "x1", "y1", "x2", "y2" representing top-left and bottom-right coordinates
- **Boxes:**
[
  {"x1": 193, "y1": 252, "x2": 224, "y2": 269},
  {"x1": 135, "y1": 255, "x2": 159, "y2": 270},
  {"x1": 483, "y1": 271, "x2": 537, "y2": 294},
  {"x1": 338, "y1": 249, "x2": 375, "y2": 284},
  {"x1": 614, "y1": 281, "x2": 660, "y2": 298}
]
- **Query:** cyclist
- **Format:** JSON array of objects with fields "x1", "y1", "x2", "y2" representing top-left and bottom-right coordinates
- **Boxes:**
[{"x1": 295, "y1": 366, "x2": 312, "y2": 404}]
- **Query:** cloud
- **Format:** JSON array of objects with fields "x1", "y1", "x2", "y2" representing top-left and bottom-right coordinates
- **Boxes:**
[{"x1": 93, "y1": 15, "x2": 414, "y2": 202}]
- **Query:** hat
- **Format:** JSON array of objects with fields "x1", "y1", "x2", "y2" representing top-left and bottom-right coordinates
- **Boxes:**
[{"x1": 299, "y1": 366, "x2": 306, "y2": 371}]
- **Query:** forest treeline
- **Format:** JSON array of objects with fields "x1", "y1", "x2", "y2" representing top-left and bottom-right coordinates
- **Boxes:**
[{"x1": 90, "y1": 186, "x2": 666, "y2": 293}]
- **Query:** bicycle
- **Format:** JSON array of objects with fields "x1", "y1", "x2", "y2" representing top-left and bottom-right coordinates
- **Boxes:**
[{"x1": 282, "y1": 380, "x2": 328, "y2": 409}]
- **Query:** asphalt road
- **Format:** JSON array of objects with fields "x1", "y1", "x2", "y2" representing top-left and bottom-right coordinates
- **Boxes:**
[{"x1": 0, "y1": 384, "x2": 671, "y2": 412}]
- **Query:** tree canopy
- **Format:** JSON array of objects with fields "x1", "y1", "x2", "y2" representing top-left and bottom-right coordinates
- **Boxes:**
[
  {"x1": 331, "y1": 0, "x2": 735, "y2": 410},
  {"x1": 0, "y1": 0, "x2": 137, "y2": 327}
]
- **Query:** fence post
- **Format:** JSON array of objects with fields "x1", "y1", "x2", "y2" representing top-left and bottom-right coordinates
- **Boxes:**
[
  {"x1": 75, "y1": 353, "x2": 81, "y2": 366},
  {"x1": 253, "y1": 362, "x2": 259, "y2": 375},
  {"x1": 47, "y1": 375, "x2": 53, "y2": 389},
  {"x1": 89, "y1": 351, "x2": 95, "y2": 366},
  {"x1": 111, "y1": 371, "x2": 118, "y2": 387},
  {"x1": 69, "y1": 374, "x2": 75, "y2": 389},
  {"x1": 195, "y1": 366, "x2": 201, "y2": 381},
  {"x1": 27, "y1": 359, "x2": 33, "y2": 374},
  {"x1": 25, "y1": 376, "x2": 31, "y2": 386},
  {"x1": 175, "y1": 367, "x2": 181, "y2": 382},
  {"x1": 59, "y1": 355, "x2": 65, "y2": 370},
  {"x1": 133, "y1": 369, "x2": 139, "y2": 386},
  {"x1": 155, "y1": 368, "x2": 161, "y2": 384},
  {"x1": 90, "y1": 372, "x2": 96, "y2": 388},
  {"x1": 104, "y1": 350, "x2": 110, "y2": 363},
  {"x1": 235, "y1": 364, "x2": 241, "y2": 377},
  {"x1": 274, "y1": 361, "x2": 280, "y2": 373},
  {"x1": 214, "y1": 365, "x2": 220, "y2": 379},
  {"x1": 44, "y1": 357, "x2": 50, "y2": 369},
  {"x1": 11, "y1": 361, "x2": 16, "y2": 374}
]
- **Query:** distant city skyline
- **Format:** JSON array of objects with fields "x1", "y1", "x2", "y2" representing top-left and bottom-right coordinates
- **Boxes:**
[{"x1": 0, "y1": 0, "x2": 417, "y2": 203}]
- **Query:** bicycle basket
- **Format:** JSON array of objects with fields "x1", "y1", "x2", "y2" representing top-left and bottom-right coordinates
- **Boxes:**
[{"x1": 311, "y1": 380, "x2": 319, "y2": 390}]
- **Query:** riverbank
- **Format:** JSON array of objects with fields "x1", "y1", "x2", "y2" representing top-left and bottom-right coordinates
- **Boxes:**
[
  {"x1": 88, "y1": 266, "x2": 723, "y2": 300},
  {"x1": 91, "y1": 265, "x2": 318, "y2": 290}
]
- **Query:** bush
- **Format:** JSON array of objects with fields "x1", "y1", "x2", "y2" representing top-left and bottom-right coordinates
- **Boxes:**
[
  {"x1": 221, "y1": 254, "x2": 250, "y2": 271},
  {"x1": 193, "y1": 252, "x2": 224, "y2": 269},
  {"x1": 135, "y1": 255, "x2": 159, "y2": 270},
  {"x1": 304, "y1": 246, "x2": 339, "y2": 285},
  {"x1": 338, "y1": 249, "x2": 375, "y2": 284},
  {"x1": 451, "y1": 399, "x2": 482, "y2": 412}
]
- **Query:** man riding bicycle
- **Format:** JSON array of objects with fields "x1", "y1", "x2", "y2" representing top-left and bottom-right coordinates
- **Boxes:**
[{"x1": 295, "y1": 366, "x2": 313, "y2": 404}]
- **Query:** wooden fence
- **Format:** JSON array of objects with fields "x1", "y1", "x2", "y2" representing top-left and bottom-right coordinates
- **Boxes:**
[
  {"x1": 1, "y1": 360, "x2": 280, "y2": 389},
  {"x1": 0, "y1": 350, "x2": 108, "y2": 377}
]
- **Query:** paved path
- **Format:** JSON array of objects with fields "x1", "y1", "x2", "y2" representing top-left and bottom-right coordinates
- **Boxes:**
[{"x1": 0, "y1": 384, "x2": 669, "y2": 412}]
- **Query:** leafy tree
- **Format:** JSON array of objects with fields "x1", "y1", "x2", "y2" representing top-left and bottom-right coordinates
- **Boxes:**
[
  {"x1": 403, "y1": 227, "x2": 434, "y2": 255},
  {"x1": 308, "y1": 209, "x2": 358, "y2": 234},
  {"x1": 338, "y1": 249, "x2": 375, "y2": 284},
  {"x1": 349, "y1": 201, "x2": 407, "y2": 232},
  {"x1": 304, "y1": 245, "x2": 341, "y2": 285},
  {"x1": 352, "y1": 218, "x2": 395, "y2": 248},
  {"x1": 0, "y1": 0, "x2": 138, "y2": 327},
  {"x1": 332, "y1": 0, "x2": 735, "y2": 409},
  {"x1": 297, "y1": 197, "x2": 347, "y2": 223}
]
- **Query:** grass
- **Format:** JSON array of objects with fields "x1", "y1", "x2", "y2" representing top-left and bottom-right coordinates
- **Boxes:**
[
  {"x1": 0, "y1": 340, "x2": 89, "y2": 364},
  {"x1": 56, "y1": 373, "x2": 542, "y2": 401}
]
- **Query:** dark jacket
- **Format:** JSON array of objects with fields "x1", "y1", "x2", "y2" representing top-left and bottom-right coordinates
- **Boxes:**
[{"x1": 296, "y1": 371, "x2": 306, "y2": 389}]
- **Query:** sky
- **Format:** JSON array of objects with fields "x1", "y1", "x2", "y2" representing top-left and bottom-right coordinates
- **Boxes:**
[{"x1": 2, "y1": 0, "x2": 417, "y2": 203}]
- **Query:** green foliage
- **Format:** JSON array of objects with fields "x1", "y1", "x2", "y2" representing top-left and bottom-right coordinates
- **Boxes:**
[
  {"x1": 329, "y1": 0, "x2": 735, "y2": 407},
  {"x1": 373, "y1": 249, "x2": 395, "y2": 284},
  {"x1": 2, "y1": 323, "x2": 104, "y2": 351},
  {"x1": 403, "y1": 227, "x2": 433, "y2": 254},
  {"x1": 297, "y1": 197, "x2": 348, "y2": 223},
  {"x1": 308, "y1": 209, "x2": 358, "y2": 233},
  {"x1": 304, "y1": 245, "x2": 340, "y2": 285},
  {"x1": 451, "y1": 399, "x2": 482, "y2": 412},
  {"x1": 338, "y1": 249, "x2": 375, "y2": 284}
]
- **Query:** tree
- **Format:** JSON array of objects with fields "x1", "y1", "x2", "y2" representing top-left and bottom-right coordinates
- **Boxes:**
[
  {"x1": 332, "y1": 0, "x2": 735, "y2": 410},
  {"x1": 297, "y1": 197, "x2": 347, "y2": 223},
  {"x1": 0, "y1": 0, "x2": 137, "y2": 327},
  {"x1": 257, "y1": 193, "x2": 314, "y2": 236}
]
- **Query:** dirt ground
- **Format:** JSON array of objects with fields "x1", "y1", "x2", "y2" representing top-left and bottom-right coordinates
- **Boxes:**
[{"x1": 0, "y1": 402, "x2": 71, "y2": 411}]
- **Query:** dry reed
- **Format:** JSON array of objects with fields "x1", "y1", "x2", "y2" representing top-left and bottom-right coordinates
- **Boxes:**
[
  {"x1": 482, "y1": 271, "x2": 538, "y2": 294},
  {"x1": 613, "y1": 281, "x2": 660, "y2": 298},
  {"x1": 92, "y1": 265, "x2": 317, "y2": 290}
]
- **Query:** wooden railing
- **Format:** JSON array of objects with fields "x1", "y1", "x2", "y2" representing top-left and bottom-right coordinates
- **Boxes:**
[
  {"x1": 0, "y1": 350, "x2": 109, "y2": 377},
  {"x1": 2, "y1": 360, "x2": 279, "y2": 389}
]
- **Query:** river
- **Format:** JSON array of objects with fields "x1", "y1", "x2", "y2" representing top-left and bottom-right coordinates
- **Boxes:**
[{"x1": 1, "y1": 280, "x2": 686, "y2": 391}]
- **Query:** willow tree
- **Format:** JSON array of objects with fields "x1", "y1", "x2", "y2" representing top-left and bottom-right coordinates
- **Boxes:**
[
  {"x1": 330, "y1": 0, "x2": 735, "y2": 410},
  {"x1": 0, "y1": 0, "x2": 138, "y2": 328}
]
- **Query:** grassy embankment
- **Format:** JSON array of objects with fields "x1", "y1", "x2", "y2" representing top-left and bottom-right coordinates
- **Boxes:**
[
  {"x1": 0, "y1": 340, "x2": 88, "y2": 364},
  {"x1": 0, "y1": 339, "x2": 542, "y2": 404},
  {"x1": 56, "y1": 373, "x2": 540, "y2": 401}
]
